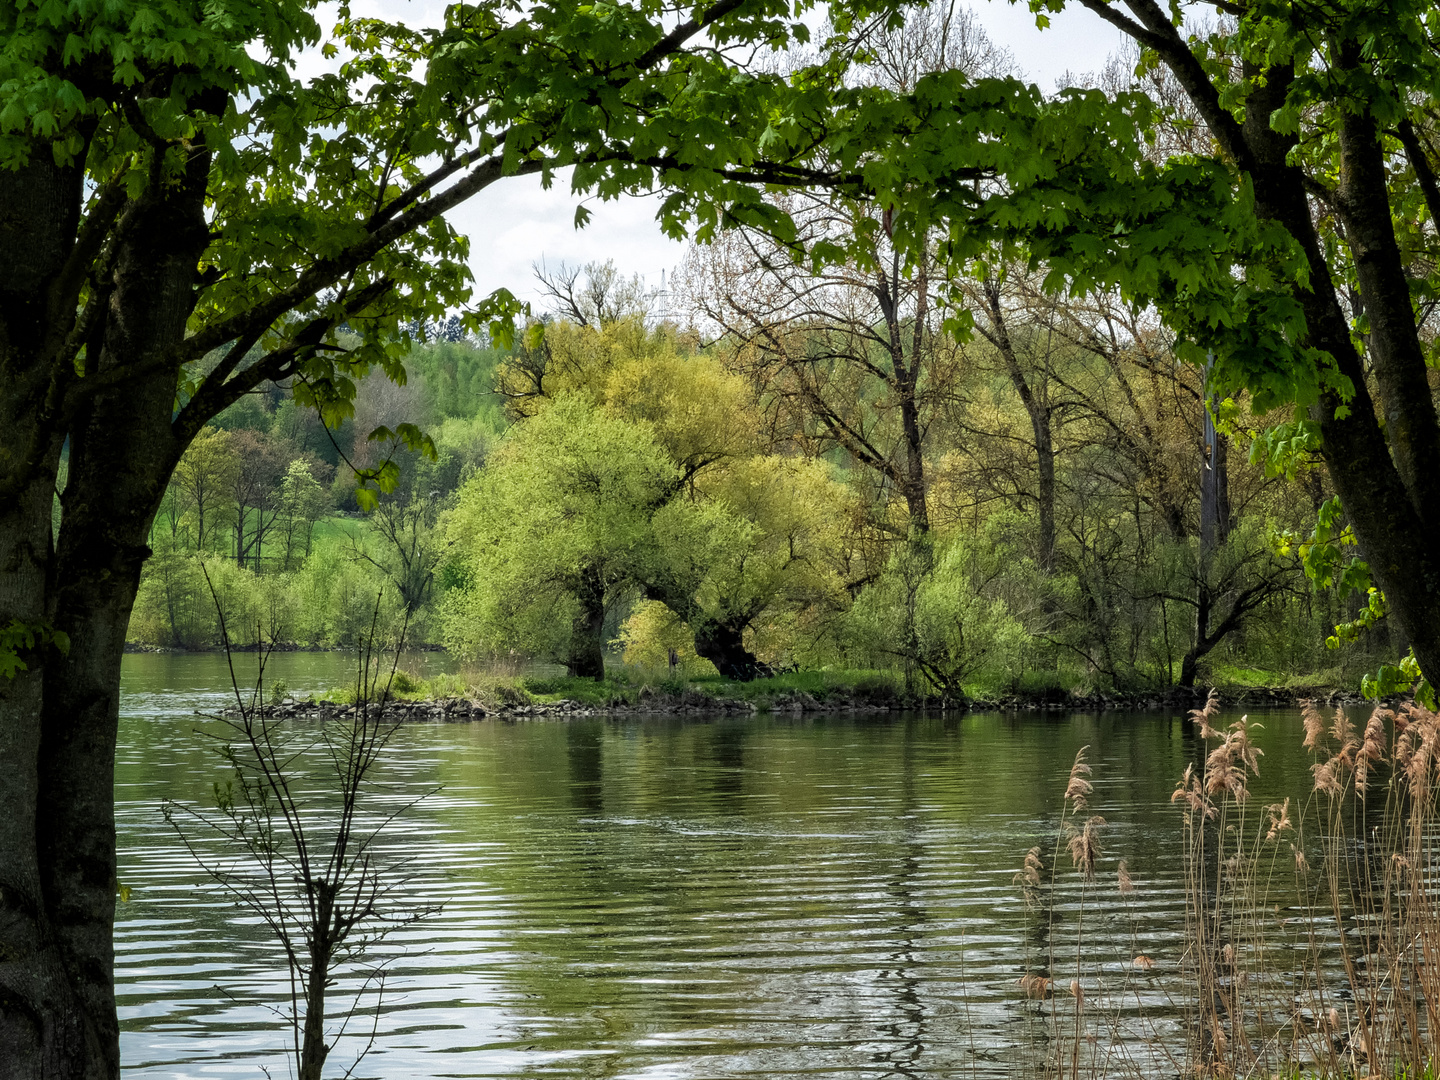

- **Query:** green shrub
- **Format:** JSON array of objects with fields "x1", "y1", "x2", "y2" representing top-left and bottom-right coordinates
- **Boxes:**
[{"x1": 848, "y1": 533, "x2": 1033, "y2": 699}]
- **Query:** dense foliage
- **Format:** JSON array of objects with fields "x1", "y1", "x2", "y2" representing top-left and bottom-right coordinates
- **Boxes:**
[
  {"x1": 134, "y1": 278, "x2": 1377, "y2": 700},
  {"x1": 127, "y1": 337, "x2": 505, "y2": 647}
]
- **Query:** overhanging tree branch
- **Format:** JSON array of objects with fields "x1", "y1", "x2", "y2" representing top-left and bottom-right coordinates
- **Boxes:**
[{"x1": 175, "y1": 277, "x2": 397, "y2": 444}]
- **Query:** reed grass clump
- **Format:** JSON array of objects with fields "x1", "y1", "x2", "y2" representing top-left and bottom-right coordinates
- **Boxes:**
[{"x1": 1012, "y1": 690, "x2": 1440, "y2": 1079}]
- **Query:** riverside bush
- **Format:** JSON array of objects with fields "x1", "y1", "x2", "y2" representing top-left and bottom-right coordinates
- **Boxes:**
[
  {"x1": 129, "y1": 537, "x2": 406, "y2": 649},
  {"x1": 847, "y1": 531, "x2": 1034, "y2": 698}
]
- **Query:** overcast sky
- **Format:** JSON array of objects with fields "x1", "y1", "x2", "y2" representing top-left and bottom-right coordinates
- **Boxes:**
[{"x1": 322, "y1": 1, "x2": 1124, "y2": 312}]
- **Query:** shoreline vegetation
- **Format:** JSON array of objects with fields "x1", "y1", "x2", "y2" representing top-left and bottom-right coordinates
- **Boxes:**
[
  {"x1": 125, "y1": 301, "x2": 1413, "y2": 710},
  {"x1": 190, "y1": 658, "x2": 1380, "y2": 719}
]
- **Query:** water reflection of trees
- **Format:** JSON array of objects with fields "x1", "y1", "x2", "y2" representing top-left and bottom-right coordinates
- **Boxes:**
[{"x1": 383, "y1": 709, "x2": 1318, "y2": 1077}]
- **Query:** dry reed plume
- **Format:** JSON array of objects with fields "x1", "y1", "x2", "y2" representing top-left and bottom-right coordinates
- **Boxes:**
[
  {"x1": 1065, "y1": 746, "x2": 1094, "y2": 811},
  {"x1": 1065, "y1": 816, "x2": 1105, "y2": 881},
  {"x1": 1007, "y1": 697, "x2": 1440, "y2": 1079},
  {"x1": 1193, "y1": 687, "x2": 1223, "y2": 740},
  {"x1": 1172, "y1": 696, "x2": 1440, "y2": 1077}
]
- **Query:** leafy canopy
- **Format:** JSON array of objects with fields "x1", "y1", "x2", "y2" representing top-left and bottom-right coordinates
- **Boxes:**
[{"x1": 1, "y1": 0, "x2": 902, "y2": 507}]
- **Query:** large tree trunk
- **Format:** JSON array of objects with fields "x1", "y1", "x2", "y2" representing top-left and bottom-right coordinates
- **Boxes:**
[
  {"x1": 1321, "y1": 107, "x2": 1440, "y2": 681},
  {"x1": 0, "y1": 125, "x2": 209, "y2": 1080},
  {"x1": 0, "y1": 467, "x2": 103, "y2": 1080},
  {"x1": 1261, "y1": 111, "x2": 1440, "y2": 681},
  {"x1": 564, "y1": 566, "x2": 606, "y2": 680},
  {"x1": 38, "y1": 387, "x2": 184, "y2": 1079},
  {"x1": 0, "y1": 154, "x2": 118, "y2": 1080},
  {"x1": 38, "y1": 126, "x2": 207, "y2": 1079},
  {"x1": 693, "y1": 620, "x2": 767, "y2": 681}
]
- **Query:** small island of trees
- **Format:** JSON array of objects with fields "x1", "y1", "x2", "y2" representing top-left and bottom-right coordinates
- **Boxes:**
[{"x1": 127, "y1": 259, "x2": 1378, "y2": 703}]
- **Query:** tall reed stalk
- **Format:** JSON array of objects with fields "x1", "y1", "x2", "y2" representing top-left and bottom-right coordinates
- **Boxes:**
[
  {"x1": 1290, "y1": 697, "x2": 1440, "y2": 1075},
  {"x1": 1012, "y1": 692, "x2": 1440, "y2": 1079}
]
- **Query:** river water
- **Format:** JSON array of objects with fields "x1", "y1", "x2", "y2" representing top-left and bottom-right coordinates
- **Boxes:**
[{"x1": 115, "y1": 653, "x2": 1336, "y2": 1079}]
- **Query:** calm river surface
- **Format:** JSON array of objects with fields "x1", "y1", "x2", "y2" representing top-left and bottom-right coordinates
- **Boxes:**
[{"x1": 115, "y1": 653, "x2": 1332, "y2": 1079}]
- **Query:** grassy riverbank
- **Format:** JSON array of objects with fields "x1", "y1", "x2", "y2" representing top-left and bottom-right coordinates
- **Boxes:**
[{"x1": 333, "y1": 662, "x2": 1369, "y2": 713}]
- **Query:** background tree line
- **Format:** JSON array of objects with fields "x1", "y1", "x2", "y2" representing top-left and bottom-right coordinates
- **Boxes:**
[
  {"x1": 130, "y1": 253, "x2": 1383, "y2": 699},
  {"x1": 434, "y1": 255, "x2": 1356, "y2": 697},
  {"x1": 126, "y1": 334, "x2": 504, "y2": 648}
]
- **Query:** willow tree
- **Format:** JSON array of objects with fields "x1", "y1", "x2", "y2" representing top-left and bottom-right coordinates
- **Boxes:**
[
  {"x1": 478, "y1": 320, "x2": 850, "y2": 679},
  {"x1": 442, "y1": 394, "x2": 677, "y2": 679},
  {"x1": 0, "y1": 0, "x2": 871, "y2": 1072}
]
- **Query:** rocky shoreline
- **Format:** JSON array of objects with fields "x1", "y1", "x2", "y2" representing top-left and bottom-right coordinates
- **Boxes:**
[
  {"x1": 243, "y1": 682, "x2": 1374, "y2": 723},
  {"x1": 125, "y1": 641, "x2": 446, "y2": 653},
  {"x1": 976, "y1": 683, "x2": 1371, "y2": 712}
]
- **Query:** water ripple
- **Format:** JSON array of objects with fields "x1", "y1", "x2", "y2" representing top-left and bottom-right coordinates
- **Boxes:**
[{"x1": 116, "y1": 658, "x2": 1336, "y2": 1079}]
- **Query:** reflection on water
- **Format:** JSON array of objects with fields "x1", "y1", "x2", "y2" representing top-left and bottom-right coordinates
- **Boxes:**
[{"x1": 115, "y1": 655, "x2": 1329, "y2": 1079}]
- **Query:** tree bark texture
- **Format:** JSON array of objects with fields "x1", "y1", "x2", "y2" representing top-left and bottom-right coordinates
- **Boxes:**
[
  {"x1": 0, "y1": 155, "x2": 116, "y2": 1080},
  {"x1": 0, "y1": 134, "x2": 209, "y2": 1078},
  {"x1": 979, "y1": 280, "x2": 1056, "y2": 571}
]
